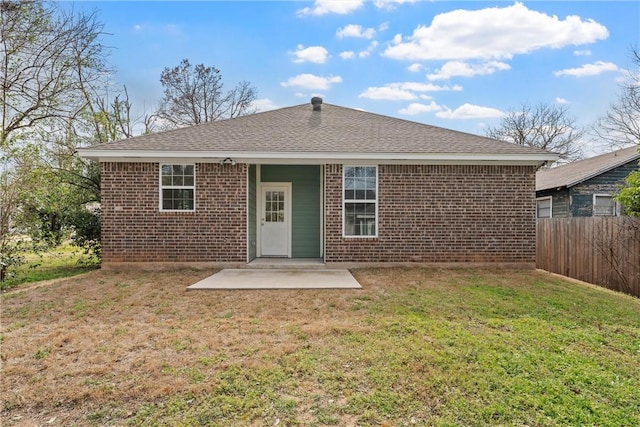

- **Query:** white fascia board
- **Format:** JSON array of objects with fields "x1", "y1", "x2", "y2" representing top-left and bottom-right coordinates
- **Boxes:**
[{"x1": 77, "y1": 149, "x2": 559, "y2": 165}]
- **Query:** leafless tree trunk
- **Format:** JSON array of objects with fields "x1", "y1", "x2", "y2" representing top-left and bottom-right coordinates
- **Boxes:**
[
  {"x1": 485, "y1": 103, "x2": 585, "y2": 164},
  {"x1": 155, "y1": 59, "x2": 257, "y2": 129},
  {"x1": 227, "y1": 81, "x2": 258, "y2": 119},
  {"x1": 0, "y1": 1, "x2": 107, "y2": 148},
  {"x1": 592, "y1": 47, "x2": 640, "y2": 149}
]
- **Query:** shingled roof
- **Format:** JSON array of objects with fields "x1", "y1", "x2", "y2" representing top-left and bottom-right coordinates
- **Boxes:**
[
  {"x1": 78, "y1": 100, "x2": 557, "y2": 164},
  {"x1": 536, "y1": 145, "x2": 640, "y2": 191}
]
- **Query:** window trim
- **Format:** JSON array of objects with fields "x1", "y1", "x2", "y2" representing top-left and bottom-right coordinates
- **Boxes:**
[
  {"x1": 342, "y1": 165, "x2": 378, "y2": 238},
  {"x1": 593, "y1": 193, "x2": 618, "y2": 217},
  {"x1": 159, "y1": 163, "x2": 196, "y2": 212},
  {"x1": 536, "y1": 196, "x2": 552, "y2": 218}
]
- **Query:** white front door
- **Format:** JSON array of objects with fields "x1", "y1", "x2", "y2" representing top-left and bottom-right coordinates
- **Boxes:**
[{"x1": 260, "y1": 184, "x2": 291, "y2": 257}]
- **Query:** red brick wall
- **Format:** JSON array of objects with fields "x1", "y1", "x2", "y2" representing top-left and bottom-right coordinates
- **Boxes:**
[
  {"x1": 324, "y1": 164, "x2": 536, "y2": 263},
  {"x1": 101, "y1": 162, "x2": 535, "y2": 265},
  {"x1": 101, "y1": 162, "x2": 246, "y2": 263}
]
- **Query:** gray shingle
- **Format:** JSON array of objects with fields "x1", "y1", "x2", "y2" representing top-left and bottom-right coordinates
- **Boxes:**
[
  {"x1": 82, "y1": 102, "x2": 554, "y2": 156},
  {"x1": 536, "y1": 145, "x2": 640, "y2": 191}
]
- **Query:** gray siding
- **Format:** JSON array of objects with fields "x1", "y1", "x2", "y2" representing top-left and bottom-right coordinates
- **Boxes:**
[
  {"x1": 569, "y1": 160, "x2": 638, "y2": 217},
  {"x1": 537, "y1": 160, "x2": 639, "y2": 217},
  {"x1": 552, "y1": 189, "x2": 570, "y2": 218},
  {"x1": 537, "y1": 188, "x2": 570, "y2": 218}
]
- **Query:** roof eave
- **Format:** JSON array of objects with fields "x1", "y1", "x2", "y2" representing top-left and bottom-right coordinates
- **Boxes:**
[
  {"x1": 563, "y1": 154, "x2": 640, "y2": 188},
  {"x1": 536, "y1": 152, "x2": 640, "y2": 191},
  {"x1": 76, "y1": 149, "x2": 559, "y2": 166}
]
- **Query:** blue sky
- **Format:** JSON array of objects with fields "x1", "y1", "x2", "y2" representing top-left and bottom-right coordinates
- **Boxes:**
[{"x1": 77, "y1": 1, "x2": 638, "y2": 154}]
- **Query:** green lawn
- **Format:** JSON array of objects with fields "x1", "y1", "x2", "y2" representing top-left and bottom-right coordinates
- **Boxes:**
[
  {"x1": 1, "y1": 268, "x2": 639, "y2": 426},
  {"x1": 0, "y1": 244, "x2": 99, "y2": 290}
]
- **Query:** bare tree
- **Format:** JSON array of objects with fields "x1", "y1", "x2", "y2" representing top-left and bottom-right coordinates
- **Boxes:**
[
  {"x1": 227, "y1": 80, "x2": 259, "y2": 119},
  {"x1": 155, "y1": 59, "x2": 257, "y2": 129},
  {"x1": 485, "y1": 103, "x2": 585, "y2": 163},
  {"x1": 593, "y1": 47, "x2": 640, "y2": 148},
  {"x1": 0, "y1": 1, "x2": 107, "y2": 148}
]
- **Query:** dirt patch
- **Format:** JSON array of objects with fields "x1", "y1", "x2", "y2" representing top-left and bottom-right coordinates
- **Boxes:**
[{"x1": 1, "y1": 268, "x2": 383, "y2": 425}]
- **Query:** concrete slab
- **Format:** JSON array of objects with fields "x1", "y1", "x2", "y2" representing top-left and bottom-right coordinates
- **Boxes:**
[{"x1": 187, "y1": 269, "x2": 361, "y2": 290}]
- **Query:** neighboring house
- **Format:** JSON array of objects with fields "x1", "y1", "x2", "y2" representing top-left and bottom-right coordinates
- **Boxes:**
[
  {"x1": 77, "y1": 98, "x2": 557, "y2": 268},
  {"x1": 535, "y1": 146, "x2": 640, "y2": 218}
]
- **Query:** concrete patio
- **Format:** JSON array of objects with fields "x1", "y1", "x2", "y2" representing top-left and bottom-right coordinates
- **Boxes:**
[{"x1": 187, "y1": 268, "x2": 361, "y2": 290}]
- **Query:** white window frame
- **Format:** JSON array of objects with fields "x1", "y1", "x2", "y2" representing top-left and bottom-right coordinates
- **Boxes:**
[
  {"x1": 159, "y1": 163, "x2": 196, "y2": 212},
  {"x1": 342, "y1": 165, "x2": 378, "y2": 238},
  {"x1": 536, "y1": 196, "x2": 552, "y2": 218},
  {"x1": 593, "y1": 193, "x2": 618, "y2": 217}
]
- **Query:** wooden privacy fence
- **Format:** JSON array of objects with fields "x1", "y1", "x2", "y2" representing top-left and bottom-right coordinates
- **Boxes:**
[{"x1": 537, "y1": 217, "x2": 640, "y2": 297}]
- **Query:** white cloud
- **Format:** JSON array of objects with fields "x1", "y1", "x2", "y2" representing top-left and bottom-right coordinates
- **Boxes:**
[
  {"x1": 554, "y1": 61, "x2": 618, "y2": 77},
  {"x1": 291, "y1": 45, "x2": 329, "y2": 64},
  {"x1": 359, "y1": 82, "x2": 460, "y2": 100},
  {"x1": 339, "y1": 51, "x2": 356, "y2": 60},
  {"x1": 378, "y1": 22, "x2": 389, "y2": 32},
  {"x1": 253, "y1": 98, "x2": 280, "y2": 112},
  {"x1": 400, "y1": 82, "x2": 457, "y2": 92},
  {"x1": 281, "y1": 74, "x2": 343, "y2": 90},
  {"x1": 133, "y1": 24, "x2": 143, "y2": 31},
  {"x1": 359, "y1": 86, "x2": 417, "y2": 101},
  {"x1": 336, "y1": 24, "x2": 376, "y2": 39},
  {"x1": 383, "y1": 2, "x2": 609, "y2": 61},
  {"x1": 436, "y1": 103, "x2": 504, "y2": 119},
  {"x1": 297, "y1": 0, "x2": 363, "y2": 16},
  {"x1": 574, "y1": 49, "x2": 592, "y2": 56},
  {"x1": 427, "y1": 61, "x2": 511, "y2": 80},
  {"x1": 398, "y1": 102, "x2": 442, "y2": 115},
  {"x1": 293, "y1": 92, "x2": 328, "y2": 99},
  {"x1": 407, "y1": 63, "x2": 423, "y2": 72},
  {"x1": 374, "y1": 0, "x2": 417, "y2": 11},
  {"x1": 555, "y1": 97, "x2": 570, "y2": 104},
  {"x1": 359, "y1": 41, "x2": 379, "y2": 58}
]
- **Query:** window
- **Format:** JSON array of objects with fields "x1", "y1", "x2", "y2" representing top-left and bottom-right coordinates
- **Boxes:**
[
  {"x1": 264, "y1": 190, "x2": 285, "y2": 222},
  {"x1": 593, "y1": 194, "x2": 616, "y2": 216},
  {"x1": 343, "y1": 166, "x2": 377, "y2": 237},
  {"x1": 160, "y1": 164, "x2": 195, "y2": 211},
  {"x1": 536, "y1": 197, "x2": 552, "y2": 218}
]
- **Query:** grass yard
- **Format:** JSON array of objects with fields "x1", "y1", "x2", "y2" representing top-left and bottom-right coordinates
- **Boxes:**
[
  {"x1": 1, "y1": 268, "x2": 639, "y2": 426},
  {"x1": 0, "y1": 244, "x2": 99, "y2": 291}
]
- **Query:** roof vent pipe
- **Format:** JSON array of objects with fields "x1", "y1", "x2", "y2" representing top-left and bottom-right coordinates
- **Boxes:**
[{"x1": 311, "y1": 97, "x2": 322, "y2": 111}]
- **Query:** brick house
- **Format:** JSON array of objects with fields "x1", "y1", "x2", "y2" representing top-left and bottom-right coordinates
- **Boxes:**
[
  {"x1": 536, "y1": 146, "x2": 640, "y2": 218},
  {"x1": 78, "y1": 98, "x2": 557, "y2": 268}
]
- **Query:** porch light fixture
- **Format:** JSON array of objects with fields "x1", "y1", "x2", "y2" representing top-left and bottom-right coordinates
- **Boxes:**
[{"x1": 221, "y1": 157, "x2": 236, "y2": 166}]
